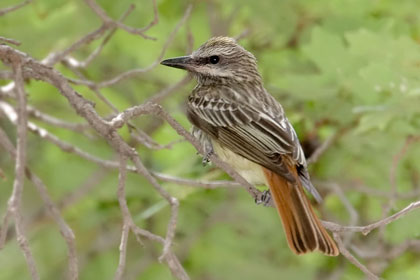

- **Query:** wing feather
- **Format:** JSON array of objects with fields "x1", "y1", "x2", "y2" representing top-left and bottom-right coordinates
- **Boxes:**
[{"x1": 187, "y1": 92, "x2": 321, "y2": 200}]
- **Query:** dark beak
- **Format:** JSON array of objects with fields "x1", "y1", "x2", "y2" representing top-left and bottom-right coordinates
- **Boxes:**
[{"x1": 160, "y1": 56, "x2": 193, "y2": 70}]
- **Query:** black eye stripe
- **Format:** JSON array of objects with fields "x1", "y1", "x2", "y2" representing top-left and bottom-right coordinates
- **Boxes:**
[{"x1": 195, "y1": 56, "x2": 221, "y2": 65}]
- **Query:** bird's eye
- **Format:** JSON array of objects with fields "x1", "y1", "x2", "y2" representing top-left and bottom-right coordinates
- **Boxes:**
[{"x1": 209, "y1": 55, "x2": 220, "y2": 64}]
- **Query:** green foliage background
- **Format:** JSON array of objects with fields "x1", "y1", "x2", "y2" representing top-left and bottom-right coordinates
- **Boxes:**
[{"x1": 1, "y1": 0, "x2": 420, "y2": 279}]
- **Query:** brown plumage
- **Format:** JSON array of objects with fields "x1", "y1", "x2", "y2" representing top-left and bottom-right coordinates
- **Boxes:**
[
  {"x1": 263, "y1": 166, "x2": 338, "y2": 255},
  {"x1": 161, "y1": 36, "x2": 339, "y2": 256}
]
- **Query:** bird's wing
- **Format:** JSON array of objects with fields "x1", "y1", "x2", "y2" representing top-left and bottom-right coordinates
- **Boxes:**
[
  {"x1": 187, "y1": 94, "x2": 306, "y2": 182},
  {"x1": 188, "y1": 94, "x2": 322, "y2": 201}
]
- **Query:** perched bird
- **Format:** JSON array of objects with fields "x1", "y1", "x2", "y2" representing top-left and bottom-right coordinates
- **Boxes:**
[{"x1": 161, "y1": 37, "x2": 339, "y2": 256}]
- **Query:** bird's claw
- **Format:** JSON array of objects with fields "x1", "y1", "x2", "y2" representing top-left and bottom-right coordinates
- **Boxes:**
[
  {"x1": 255, "y1": 190, "x2": 272, "y2": 206},
  {"x1": 191, "y1": 126, "x2": 214, "y2": 166},
  {"x1": 202, "y1": 150, "x2": 213, "y2": 166}
]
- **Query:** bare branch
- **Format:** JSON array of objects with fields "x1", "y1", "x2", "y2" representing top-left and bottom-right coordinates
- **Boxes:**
[
  {"x1": 0, "y1": 101, "x2": 101, "y2": 161},
  {"x1": 324, "y1": 182, "x2": 359, "y2": 246},
  {"x1": 323, "y1": 200, "x2": 420, "y2": 235},
  {"x1": 71, "y1": 4, "x2": 136, "y2": 68},
  {"x1": 306, "y1": 132, "x2": 336, "y2": 165},
  {"x1": 115, "y1": 155, "x2": 129, "y2": 280},
  {"x1": 130, "y1": 155, "x2": 180, "y2": 261},
  {"x1": 26, "y1": 172, "x2": 79, "y2": 279},
  {"x1": 234, "y1": 29, "x2": 250, "y2": 41},
  {"x1": 27, "y1": 105, "x2": 90, "y2": 134},
  {"x1": 390, "y1": 136, "x2": 420, "y2": 193},
  {"x1": 67, "y1": 5, "x2": 192, "y2": 88},
  {"x1": 333, "y1": 233, "x2": 379, "y2": 280},
  {"x1": 151, "y1": 172, "x2": 241, "y2": 189},
  {"x1": 387, "y1": 135, "x2": 420, "y2": 210},
  {"x1": 84, "y1": 0, "x2": 157, "y2": 40},
  {"x1": 96, "y1": 4, "x2": 191, "y2": 88},
  {"x1": 9, "y1": 57, "x2": 39, "y2": 280},
  {"x1": 163, "y1": 251, "x2": 190, "y2": 280},
  {"x1": 130, "y1": 129, "x2": 184, "y2": 150},
  {"x1": 115, "y1": 223, "x2": 130, "y2": 280},
  {"x1": 0, "y1": 87, "x2": 91, "y2": 135},
  {"x1": 92, "y1": 86, "x2": 120, "y2": 112},
  {"x1": 58, "y1": 168, "x2": 107, "y2": 210},
  {"x1": 0, "y1": 43, "x2": 190, "y2": 278},
  {"x1": 2, "y1": 103, "x2": 242, "y2": 192},
  {"x1": 185, "y1": 24, "x2": 194, "y2": 54},
  {"x1": 0, "y1": 199, "x2": 11, "y2": 249},
  {"x1": 1, "y1": 74, "x2": 77, "y2": 280},
  {"x1": 386, "y1": 239, "x2": 420, "y2": 260},
  {"x1": 146, "y1": 75, "x2": 192, "y2": 104},
  {"x1": 43, "y1": 24, "x2": 109, "y2": 66},
  {"x1": 139, "y1": 0, "x2": 159, "y2": 34},
  {"x1": 0, "y1": 125, "x2": 79, "y2": 279},
  {"x1": 43, "y1": 4, "x2": 139, "y2": 67},
  {"x1": 48, "y1": 1, "x2": 157, "y2": 67},
  {"x1": 0, "y1": 0, "x2": 33, "y2": 16},
  {"x1": 0, "y1": 36, "x2": 21, "y2": 46},
  {"x1": 2, "y1": 106, "x2": 242, "y2": 192},
  {"x1": 350, "y1": 183, "x2": 420, "y2": 199},
  {"x1": 307, "y1": 122, "x2": 356, "y2": 165}
]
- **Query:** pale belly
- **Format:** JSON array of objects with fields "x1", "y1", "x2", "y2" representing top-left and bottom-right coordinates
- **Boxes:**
[{"x1": 211, "y1": 140, "x2": 266, "y2": 186}]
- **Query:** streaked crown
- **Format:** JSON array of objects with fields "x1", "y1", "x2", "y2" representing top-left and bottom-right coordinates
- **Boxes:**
[{"x1": 192, "y1": 37, "x2": 260, "y2": 82}]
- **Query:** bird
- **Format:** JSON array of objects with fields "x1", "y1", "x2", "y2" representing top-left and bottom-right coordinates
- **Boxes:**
[{"x1": 161, "y1": 36, "x2": 339, "y2": 256}]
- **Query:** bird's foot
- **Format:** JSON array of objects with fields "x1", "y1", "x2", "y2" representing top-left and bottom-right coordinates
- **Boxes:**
[
  {"x1": 202, "y1": 149, "x2": 213, "y2": 166},
  {"x1": 255, "y1": 190, "x2": 272, "y2": 206}
]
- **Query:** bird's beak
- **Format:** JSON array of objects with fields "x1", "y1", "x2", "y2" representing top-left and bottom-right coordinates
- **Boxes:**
[{"x1": 160, "y1": 55, "x2": 194, "y2": 70}]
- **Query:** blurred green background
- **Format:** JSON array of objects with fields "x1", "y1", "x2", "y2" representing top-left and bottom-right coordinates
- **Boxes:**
[{"x1": 1, "y1": 0, "x2": 420, "y2": 279}]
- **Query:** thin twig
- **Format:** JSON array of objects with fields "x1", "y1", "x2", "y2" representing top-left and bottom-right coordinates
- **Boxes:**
[
  {"x1": 96, "y1": 4, "x2": 191, "y2": 88},
  {"x1": 10, "y1": 57, "x2": 39, "y2": 280},
  {"x1": 115, "y1": 223, "x2": 130, "y2": 280},
  {"x1": 84, "y1": 0, "x2": 157, "y2": 40},
  {"x1": 27, "y1": 105, "x2": 90, "y2": 134},
  {"x1": 130, "y1": 129, "x2": 184, "y2": 150},
  {"x1": 152, "y1": 172, "x2": 241, "y2": 189},
  {"x1": 307, "y1": 122, "x2": 354, "y2": 165},
  {"x1": 0, "y1": 0, "x2": 33, "y2": 16},
  {"x1": 73, "y1": 4, "x2": 136, "y2": 68},
  {"x1": 324, "y1": 182, "x2": 359, "y2": 246},
  {"x1": 333, "y1": 233, "x2": 379, "y2": 280},
  {"x1": 43, "y1": 24, "x2": 110, "y2": 66},
  {"x1": 146, "y1": 75, "x2": 192, "y2": 104},
  {"x1": 0, "y1": 129, "x2": 15, "y2": 248},
  {"x1": 27, "y1": 172, "x2": 79, "y2": 279},
  {"x1": 350, "y1": 183, "x2": 420, "y2": 199},
  {"x1": 0, "y1": 44, "x2": 189, "y2": 279},
  {"x1": 323, "y1": 200, "x2": 420, "y2": 235},
  {"x1": 1, "y1": 102, "x2": 232, "y2": 191},
  {"x1": 0, "y1": 125, "x2": 79, "y2": 279},
  {"x1": 67, "y1": 5, "x2": 192, "y2": 88},
  {"x1": 387, "y1": 135, "x2": 420, "y2": 211},
  {"x1": 307, "y1": 132, "x2": 336, "y2": 165},
  {"x1": 115, "y1": 155, "x2": 129, "y2": 280},
  {"x1": 0, "y1": 36, "x2": 21, "y2": 46}
]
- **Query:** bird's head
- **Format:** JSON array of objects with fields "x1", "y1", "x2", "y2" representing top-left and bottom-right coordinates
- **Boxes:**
[{"x1": 161, "y1": 37, "x2": 261, "y2": 84}]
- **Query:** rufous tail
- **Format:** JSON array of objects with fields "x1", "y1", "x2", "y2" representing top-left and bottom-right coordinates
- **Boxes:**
[{"x1": 263, "y1": 168, "x2": 339, "y2": 256}]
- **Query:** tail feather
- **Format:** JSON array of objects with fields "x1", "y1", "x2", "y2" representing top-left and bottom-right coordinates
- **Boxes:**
[{"x1": 263, "y1": 168, "x2": 339, "y2": 256}]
